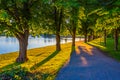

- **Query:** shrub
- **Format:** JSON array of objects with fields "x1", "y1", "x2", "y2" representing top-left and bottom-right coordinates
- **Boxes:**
[{"x1": 0, "y1": 66, "x2": 29, "y2": 80}]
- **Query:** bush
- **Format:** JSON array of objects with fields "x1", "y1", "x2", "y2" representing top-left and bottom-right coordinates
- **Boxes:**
[{"x1": 0, "y1": 66, "x2": 29, "y2": 80}]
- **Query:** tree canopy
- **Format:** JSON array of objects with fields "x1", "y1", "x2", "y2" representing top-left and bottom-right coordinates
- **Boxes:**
[{"x1": 0, "y1": 0, "x2": 119, "y2": 62}]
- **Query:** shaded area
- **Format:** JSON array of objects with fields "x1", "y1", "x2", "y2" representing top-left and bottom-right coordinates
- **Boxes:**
[
  {"x1": 35, "y1": 52, "x2": 45, "y2": 57},
  {"x1": 0, "y1": 62, "x2": 21, "y2": 71},
  {"x1": 71, "y1": 46, "x2": 76, "y2": 52},
  {"x1": 0, "y1": 65, "x2": 52, "y2": 80},
  {"x1": 56, "y1": 43, "x2": 120, "y2": 80},
  {"x1": 0, "y1": 66, "x2": 28, "y2": 80},
  {"x1": 28, "y1": 71, "x2": 53, "y2": 80},
  {"x1": 0, "y1": 63, "x2": 28, "y2": 80},
  {"x1": 30, "y1": 50, "x2": 60, "y2": 70}
]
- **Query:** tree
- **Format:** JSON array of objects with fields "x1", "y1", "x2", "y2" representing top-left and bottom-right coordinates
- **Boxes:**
[
  {"x1": 77, "y1": 0, "x2": 100, "y2": 43},
  {"x1": 54, "y1": 6, "x2": 63, "y2": 51},
  {"x1": 97, "y1": 0, "x2": 120, "y2": 50},
  {"x1": 0, "y1": 0, "x2": 42, "y2": 62},
  {"x1": 65, "y1": 0, "x2": 80, "y2": 47},
  {"x1": 41, "y1": 0, "x2": 69, "y2": 51}
]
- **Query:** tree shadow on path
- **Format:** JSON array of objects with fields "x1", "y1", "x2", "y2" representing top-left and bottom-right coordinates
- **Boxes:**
[
  {"x1": 56, "y1": 44, "x2": 120, "y2": 80},
  {"x1": 65, "y1": 46, "x2": 94, "y2": 67}
]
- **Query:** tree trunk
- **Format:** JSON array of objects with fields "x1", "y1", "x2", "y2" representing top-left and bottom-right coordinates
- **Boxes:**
[
  {"x1": 93, "y1": 35, "x2": 95, "y2": 40},
  {"x1": 88, "y1": 35, "x2": 91, "y2": 42},
  {"x1": 56, "y1": 32, "x2": 61, "y2": 51},
  {"x1": 54, "y1": 7, "x2": 62, "y2": 51},
  {"x1": 16, "y1": 30, "x2": 29, "y2": 63},
  {"x1": 104, "y1": 29, "x2": 107, "y2": 46},
  {"x1": 114, "y1": 29, "x2": 119, "y2": 51},
  {"x1": 91, "y1": 32, "x2": 95, "y2": 40},
  {"x1": 72, "y1": 28, "x2": 76, "y2": 47},
  {"x1": 84, "y1": 31, "x2": 87, "y2": 43},
  {"x1": 65, "y1": 36, "x2": 67, "y2": 43}
]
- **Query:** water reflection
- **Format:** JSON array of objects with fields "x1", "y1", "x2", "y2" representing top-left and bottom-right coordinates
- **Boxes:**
[{"x1": 0, "y1": 36, "x2": 81, "y2": 54}]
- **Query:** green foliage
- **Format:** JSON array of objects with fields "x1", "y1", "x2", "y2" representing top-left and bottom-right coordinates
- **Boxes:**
[
  {"x1": 92, "y1": 0, "x2": 120, "y2": 38},
  {"x1": 96, "y1": 8, "x2": 119, "y2": 31},
  {"x1": 0, "y1": 0, "x2": 44, "y2": 36},
  {"x1": 0, "y1": 66, "x2": 29, "y2": 80},
  {"x1": 0, "y1": 10, "x2": 8, "y2": 20},
  {"x1": 77, "y1": 0, "x2": 99, "y2": 36}
]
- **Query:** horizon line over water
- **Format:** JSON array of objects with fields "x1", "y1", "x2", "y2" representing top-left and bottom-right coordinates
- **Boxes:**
[{"x1": 0, "y1": 36, "x2": 83, "y2": 54}]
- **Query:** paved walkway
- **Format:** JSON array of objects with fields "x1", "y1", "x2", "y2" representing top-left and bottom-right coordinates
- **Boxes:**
[{"x1": 56, "y1": 42, "x2": 120, "y2": 80}]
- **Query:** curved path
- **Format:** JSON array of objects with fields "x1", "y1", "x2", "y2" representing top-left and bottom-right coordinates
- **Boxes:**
[{"x1": 56, "y1": 42, "x2": 120, "y2": 80}]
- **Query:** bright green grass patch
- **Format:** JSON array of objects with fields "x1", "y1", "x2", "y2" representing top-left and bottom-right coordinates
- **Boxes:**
[
  {"x1": 0, "y1": 43, "x2": 72, "y2": 80},
  {"x1": 88, "y1": 38, "x2": 120, "y2": 61}
]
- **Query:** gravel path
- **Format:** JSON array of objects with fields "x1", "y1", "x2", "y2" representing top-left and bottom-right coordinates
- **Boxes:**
[{"x1": 56, "y1": 42, "x2": 120, "y2": 80}]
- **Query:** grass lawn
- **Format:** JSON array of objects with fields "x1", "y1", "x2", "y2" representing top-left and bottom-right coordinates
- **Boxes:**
[
  {"x1": 88, "y1": 38, "x2": 120, "y2": 61},
  {"x1": 0, "y1": 42, "x2": 73, "y2": 80}
]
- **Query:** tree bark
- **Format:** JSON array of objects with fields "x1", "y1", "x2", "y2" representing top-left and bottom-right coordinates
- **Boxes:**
[
  {"x1": 114, "y1": 28, "x2": 119, "y2": 51},
  {"x1": 91, "y1": 32, "x2": 95, "y2": 40},
  {"x1": 88, "y1": 35, "x2": 91, "y2": 42},
  {"x1": 54, "y1": 7, "x2": 62, "y2": 51},
  {"x1": 72, "y1": 27, "x2": 76, "y2": 47},
  {"x1": 93, "y1": 35, "x2": 95, "y2": 40},
  {"x1": 104, "y1": 29, "x2": 107, "y2": 46},
  {"x1": 16, "y1": 30, "x2": 29, "y2": 63},
  {"x1": 56, "y1": 32, "x2": 61, "y2": 51},
  {"x1": 84, "y1": 30, "x2": 87, "y2": 43}
]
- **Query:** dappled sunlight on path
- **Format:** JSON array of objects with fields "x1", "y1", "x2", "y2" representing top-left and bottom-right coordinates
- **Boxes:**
[
  {"x1": 56, "y1": 41, "x2": 120, "y2": 80},
  {"x1": 80, "y1": 56, "x2": 88, "y2": 66},
  {"x1": 76, "y1": 42, "x2": 93, "y2": 55}
]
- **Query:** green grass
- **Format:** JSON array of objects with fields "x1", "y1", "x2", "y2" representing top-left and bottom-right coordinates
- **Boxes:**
[
  {"x1": 88, "y1": 38, "x2": 120, "y2": 61},
  {"x1": 0, "y1": 43, "x2": 73, "y2": 80}
]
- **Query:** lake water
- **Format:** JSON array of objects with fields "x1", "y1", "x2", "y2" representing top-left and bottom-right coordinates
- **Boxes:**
[{"x1": 0, "y1": 36, "x2": 82, "y2": 54}]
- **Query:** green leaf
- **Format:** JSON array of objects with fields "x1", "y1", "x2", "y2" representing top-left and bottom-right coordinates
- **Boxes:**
[{"x1": 0, "y1": 10, "x2": 8, "y2": 19}]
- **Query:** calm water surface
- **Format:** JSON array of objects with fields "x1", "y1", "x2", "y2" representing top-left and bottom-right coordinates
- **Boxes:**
[{"x1": 0, "y1": 36, "x2": 81, "y2": 54}]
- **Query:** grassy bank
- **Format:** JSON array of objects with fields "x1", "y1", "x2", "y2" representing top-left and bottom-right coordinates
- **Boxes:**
[
  {"x1": 0, "y1": 42, "x2": 73, "y2": 80},
  {"x1": 88, "y1": 38, "x2": 120, "y2": 61}
]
